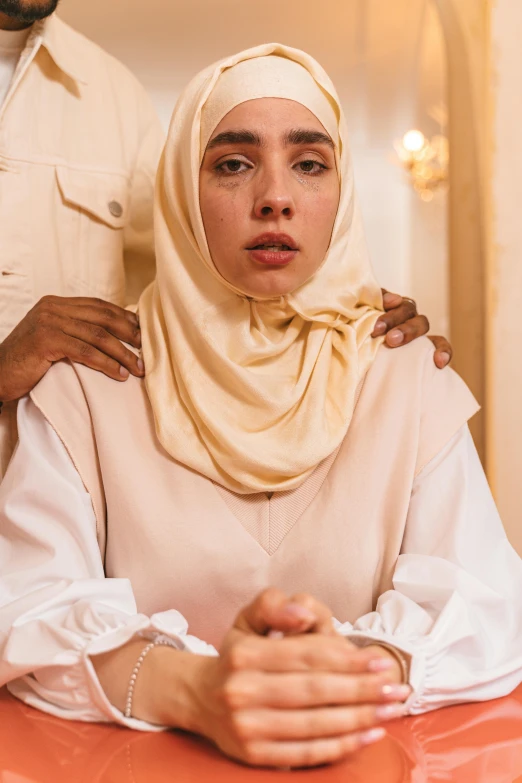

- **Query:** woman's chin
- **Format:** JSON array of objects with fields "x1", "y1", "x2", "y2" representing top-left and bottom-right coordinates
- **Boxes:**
[
  {"x1": 240, "y1": 277, "x2": 301, "y2": 299},
  {"x1": 231, "y1": 265, "x2": 312, "y2": 300}
]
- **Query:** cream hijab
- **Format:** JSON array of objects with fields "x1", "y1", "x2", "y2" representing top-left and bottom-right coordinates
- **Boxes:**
[{"x1": 139, "y1": 43, "x2": 384, "y2": 495}]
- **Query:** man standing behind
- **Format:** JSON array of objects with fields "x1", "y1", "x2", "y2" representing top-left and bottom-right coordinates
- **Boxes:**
[{"x1": 0, "y1": 0, "x2": 165, "y2": 476}]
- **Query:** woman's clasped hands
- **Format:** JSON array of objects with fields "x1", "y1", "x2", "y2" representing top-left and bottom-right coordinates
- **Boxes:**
[{"x1": 183, "y1": 589, "x2": 411, "y2": 769}]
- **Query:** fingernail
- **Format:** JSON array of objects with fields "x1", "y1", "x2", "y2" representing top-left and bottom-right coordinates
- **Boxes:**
[
  {"x1": 367, "y1": 657, "x2": 394, "y2": 673},
  {"x1": 284, "y1": 603, "x2": 317, "y2": 623},
  {"x1": 119, "y1": 366, "x2": 129, "y2": 378},
  {"x1": 359, "y1": 727, "x2": 386, "y2": 746},
  {"x1": 376, "y1": 703, "x2": 405, "y2": 720},
  {"x1": 439, "y1": 352, "x2": 450, "y2": 366},
  {"x1": 137, "y1": 358, "x2": 144, "y2": 373},
  {"x1": 373, "y1": 321, "x2": 387, "y2": 336},
  {"x1": 382, "y1": 684, "x2": 411, "y2": 700},
  {"x1": 387, "y1": 330, "x2": 404, "y2": 346},
  {"x1": 383, "y1": 293, "x2": 401, "y2": 308},
  {"x1": 268, "y1": 630, "x2": 285, "y2": 640}
]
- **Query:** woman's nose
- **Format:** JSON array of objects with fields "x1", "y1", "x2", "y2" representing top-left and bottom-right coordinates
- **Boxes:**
[{"x1": 253, "y1": 174, "x2": 296, "y2": 219}]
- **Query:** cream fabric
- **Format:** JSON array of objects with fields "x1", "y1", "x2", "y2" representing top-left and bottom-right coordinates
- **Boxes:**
[
  {"x1": 139, "y1": 43, "x2": 384, "y2": 495},
  {"x1": 4, "y1": 336, "x2": 509, "y2": 726},
  {"x1": 27, "y1": 336, "x2": 479, "y2": 650},
  {"x1": 199, "y1": 55, "x2": 339, "y2": 154},
  {"x1": 0, "y1": 14, "x2": 164, "y2": 479},
  {"x1": 5, "y1": 400, "x2": 522, "y2": 727}
]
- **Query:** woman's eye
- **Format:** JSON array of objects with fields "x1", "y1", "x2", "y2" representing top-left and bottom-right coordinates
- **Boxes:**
[
  {"x1": 216, "y1": 159, "x2": 249, "y2": 175},
  {"x1": 296, "y1": 159, "x2": 327, "y2": 175}
]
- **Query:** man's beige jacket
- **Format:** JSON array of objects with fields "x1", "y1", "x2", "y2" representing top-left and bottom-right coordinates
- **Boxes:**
[{"x1": 0, "y1": 14, "x2": 165, "y2": 476}]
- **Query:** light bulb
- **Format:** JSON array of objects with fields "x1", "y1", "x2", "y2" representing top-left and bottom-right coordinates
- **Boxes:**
[{"x1": 402, "y1": 130, "x2": 426, "y2": 153}]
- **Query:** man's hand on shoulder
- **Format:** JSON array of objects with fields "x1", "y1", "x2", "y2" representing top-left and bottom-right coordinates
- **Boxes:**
[
  {"x1": 0, "y1": 296, "x2": 144, "y2": 402},
  {"x1": 373, "y1": 290, "x2": 452, "y2": 369}
]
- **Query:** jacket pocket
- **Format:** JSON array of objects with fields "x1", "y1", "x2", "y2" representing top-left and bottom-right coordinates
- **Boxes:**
[{"x1": 56, "y1": 165, "x2": 130, "y2": 302}]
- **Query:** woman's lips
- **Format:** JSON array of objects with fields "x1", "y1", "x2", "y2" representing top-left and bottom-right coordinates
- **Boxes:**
[
  {"x1": 247, "y1": 248, "x2": 298, "y2": 266},
  {"x1": 245, "y1": 233, "x2": 299, "y2": 266}
]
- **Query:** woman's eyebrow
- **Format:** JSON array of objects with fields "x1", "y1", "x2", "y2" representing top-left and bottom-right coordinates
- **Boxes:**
[
  {"x1": 207, "y1": 130, "x2": 263, "y2": 149},
  {"x1": 284, "y1": 128, "x2": 335, "y2": 149}
]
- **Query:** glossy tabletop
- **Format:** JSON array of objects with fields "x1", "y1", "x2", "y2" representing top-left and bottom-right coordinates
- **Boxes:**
[{"x1": 2, "y1": 686, "x2": 522, "y2": 782}]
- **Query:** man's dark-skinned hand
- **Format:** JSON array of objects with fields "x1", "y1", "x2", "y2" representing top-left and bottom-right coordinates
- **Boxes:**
[
  {"x1": 0, "y1": 289, "x2": 452, "y2": 406},
  {"x1": 0, "y1": 295, "x2": 144, "y2": 403},
  {"x1": 374, "y1": 290, "x2": 452, "y2": 369}
]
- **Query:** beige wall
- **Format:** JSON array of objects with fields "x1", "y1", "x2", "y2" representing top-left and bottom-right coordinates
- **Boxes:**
[{"x1": 488, "y1": 0, "x2": 522, "y2": 552}]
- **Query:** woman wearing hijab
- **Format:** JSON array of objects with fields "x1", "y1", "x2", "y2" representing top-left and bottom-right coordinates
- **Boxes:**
[{"x1": 0, "y1": 44, "x2": 521, "y2": 770}]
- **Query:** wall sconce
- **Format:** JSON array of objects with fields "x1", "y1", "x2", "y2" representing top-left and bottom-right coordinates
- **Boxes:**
[{"x1": 394, "y1": 130, "x2": 449, "y2": 202}]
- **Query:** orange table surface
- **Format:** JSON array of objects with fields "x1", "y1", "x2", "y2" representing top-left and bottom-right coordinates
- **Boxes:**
[{"x1": 2, "y1": 685, "x2": 522, "y2": 782}]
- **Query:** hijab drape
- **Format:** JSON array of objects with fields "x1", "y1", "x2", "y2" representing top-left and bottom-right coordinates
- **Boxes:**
[{"x1": 139, "y1": 43, "x2": 384, "y2": 494}]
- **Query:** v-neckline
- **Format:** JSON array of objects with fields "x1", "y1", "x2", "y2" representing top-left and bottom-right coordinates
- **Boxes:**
[{"x1": 213, "y1": 444, "x2": 341, "y2": 555}]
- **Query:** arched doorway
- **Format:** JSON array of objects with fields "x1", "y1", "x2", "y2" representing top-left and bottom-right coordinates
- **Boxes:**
[{"x1": 432, "y1": 0, "x2": 489, "y2": 462}]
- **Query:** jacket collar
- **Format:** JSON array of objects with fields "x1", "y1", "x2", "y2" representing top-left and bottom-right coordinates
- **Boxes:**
[{"x1": 33, "y1": 14, "x2": 89, "y2": 85}]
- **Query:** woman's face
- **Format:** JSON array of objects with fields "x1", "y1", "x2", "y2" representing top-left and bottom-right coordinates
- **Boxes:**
[{"x1": 199, "y1": 98, "x2": 340, "y2": 298}]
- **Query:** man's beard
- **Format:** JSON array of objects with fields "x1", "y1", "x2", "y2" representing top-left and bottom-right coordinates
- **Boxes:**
[{"x1": 0, "y1": 0, "x2": 59, "y2": 24}]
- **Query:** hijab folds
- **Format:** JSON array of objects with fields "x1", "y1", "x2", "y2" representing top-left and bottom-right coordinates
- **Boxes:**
[{"x1": 139, "y1": 43, "x2": 384, "y2": 494}]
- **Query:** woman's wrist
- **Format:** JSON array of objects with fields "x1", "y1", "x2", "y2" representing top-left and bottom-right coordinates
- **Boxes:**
[
  {"x1": 141, "y1": 645, "x2": 209, "y2": 730},
  {"x1": 91, "y1": 640, "x2": 207, "y2": 729}
]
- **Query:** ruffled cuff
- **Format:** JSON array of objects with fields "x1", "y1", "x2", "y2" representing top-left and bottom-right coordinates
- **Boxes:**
[
  {"x1": 334, "y1": 619, "x2": 426, "y2": 713},
  {"x1": 84, "y1": 609, "x2": 217, "y2": 731},
  {"x1": 8, "y1": 609, "x2": 217, "y2": 732}
]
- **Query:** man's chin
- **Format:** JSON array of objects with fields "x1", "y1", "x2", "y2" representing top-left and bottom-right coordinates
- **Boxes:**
[{"x1": 0, "y1": 0, "x2": 59, "y2": 24}]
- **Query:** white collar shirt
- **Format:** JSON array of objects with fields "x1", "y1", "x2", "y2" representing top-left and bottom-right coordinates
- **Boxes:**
[{"x1": 0, "y1": 26, "x2": 30, "y2": 108}]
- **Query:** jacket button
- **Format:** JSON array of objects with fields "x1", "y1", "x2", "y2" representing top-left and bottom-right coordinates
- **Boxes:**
[{"x1": 108, "y1": 200, "x2": 123, "y2": 218}]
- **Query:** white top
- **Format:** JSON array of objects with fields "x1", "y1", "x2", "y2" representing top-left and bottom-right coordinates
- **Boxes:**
[
  {"x1": 0, "y1": 26, "x2": 31, "y2": 108},
  {"x1": 0, "y1": 397, "x2": 521, "y2": 732}
]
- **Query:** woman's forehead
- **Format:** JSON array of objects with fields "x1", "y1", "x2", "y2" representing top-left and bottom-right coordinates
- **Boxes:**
[{"x1": 209, "y1": 98, "x2": 332, "y2": 141}]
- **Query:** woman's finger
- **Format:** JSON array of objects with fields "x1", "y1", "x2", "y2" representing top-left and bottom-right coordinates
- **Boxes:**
[
  {"x1": 237, "y1": 703, "x2": 403, "y2": 741},
  {"x1": 227, "y1": 634, "x2": 395, "y2": 675},
  {"x1": 234, "y1": 588, "x2": 319, "y2": 637},
  {"x1": 384, "y1": 315, "x2": 430, "y2": 348},
  {"x1": 226, "y1": 670, "x2": 410, "y2": 709},
  {"x1": 373, "y1": 300, "x2": 419, "y2": 337},
  {"x1": 285, "y1": 592, "x2": 335, "y2": 636},
  {"x1": 429, "y1": 335, "x2": 453, "y2": 367},
  {"x1": 244, "y1": 728, "x2": 386, "y2": 768}
]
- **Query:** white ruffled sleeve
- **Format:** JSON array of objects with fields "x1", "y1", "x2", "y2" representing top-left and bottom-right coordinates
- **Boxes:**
[
  {"x1": 0, "y1": 397, "x2": 216, "y2": 731},
  {"x1": 336, "y1": 425, "x2": 522, "y2": 713}
]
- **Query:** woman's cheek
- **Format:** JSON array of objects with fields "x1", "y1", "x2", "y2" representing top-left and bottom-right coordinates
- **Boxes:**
[{"x1": 301, "y1": 200, "x2": 336, "y2": 248}]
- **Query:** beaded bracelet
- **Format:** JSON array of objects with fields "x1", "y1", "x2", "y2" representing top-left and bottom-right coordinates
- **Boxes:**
[{"x1": 124, "y1": 639, "x2": 171, "y2": 719}]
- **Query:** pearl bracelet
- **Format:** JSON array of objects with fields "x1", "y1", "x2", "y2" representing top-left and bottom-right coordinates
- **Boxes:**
[{"x1": 124, "y1": 639, "x2": 170, "y2": 719}]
